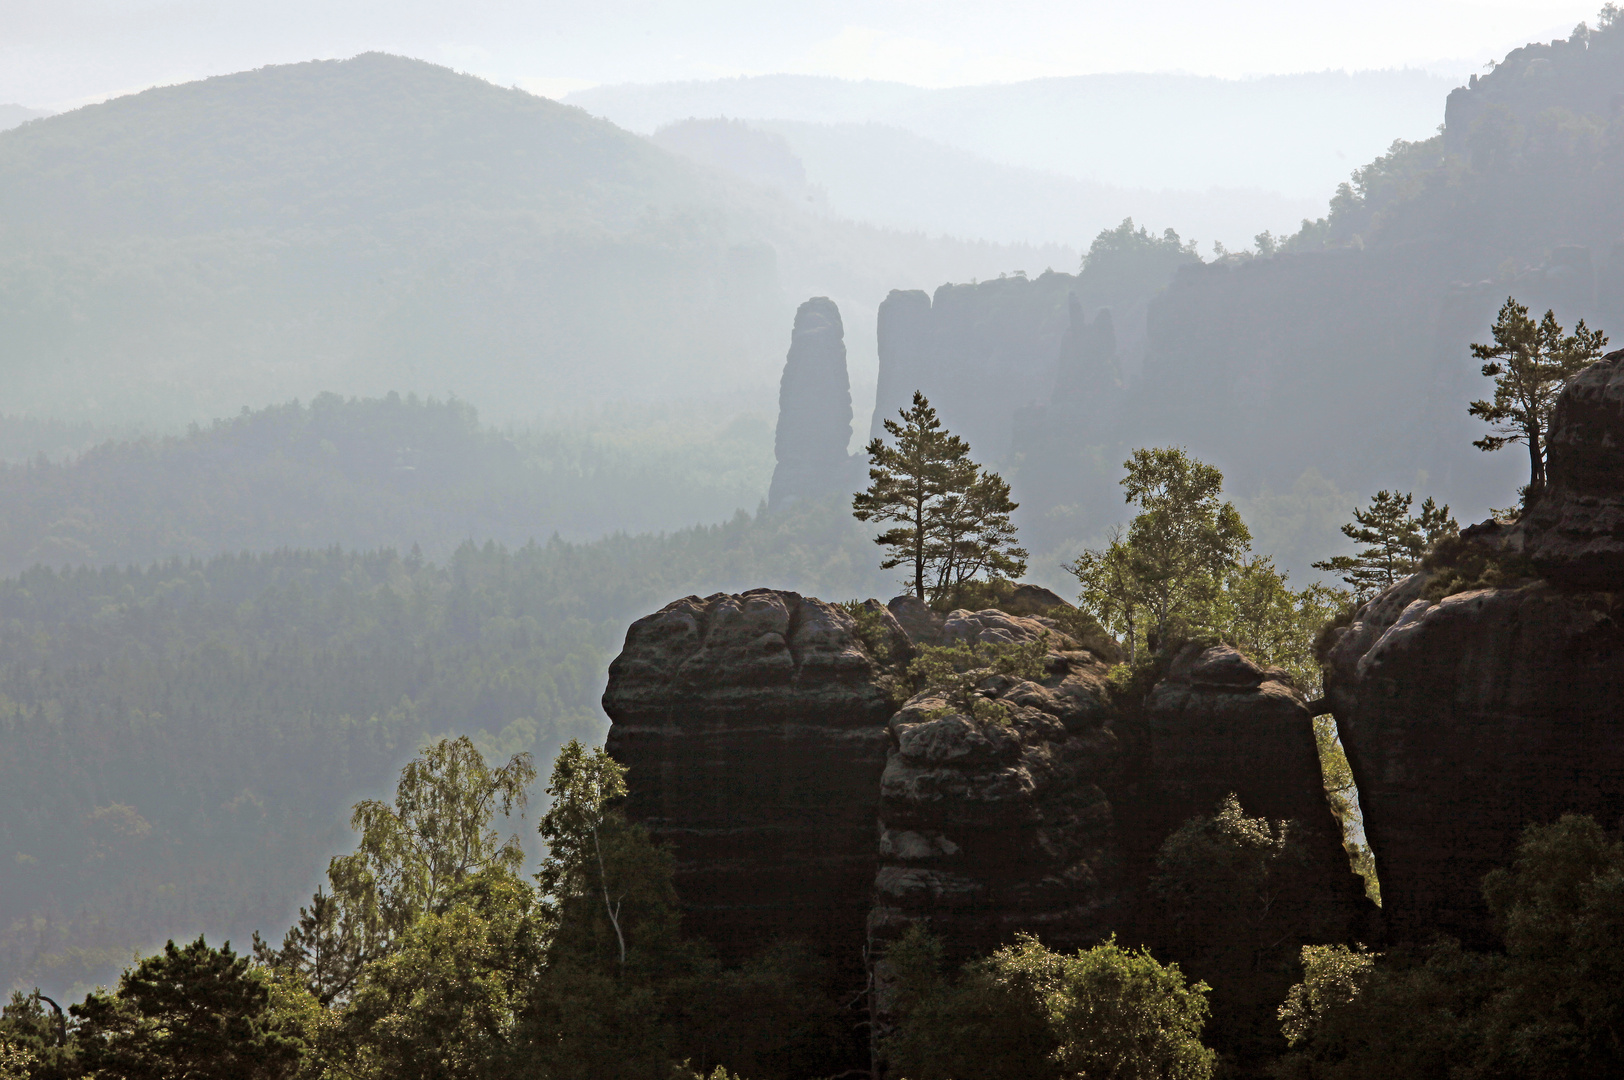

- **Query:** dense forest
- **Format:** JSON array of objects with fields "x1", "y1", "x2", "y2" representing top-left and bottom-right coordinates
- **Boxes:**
[
  {"x1": 0, "y1": 394, "x2": 781, "y2": 575},
  {"x1": 0, "y1": 502, "x2": 900, "y2": 997},
  {"x1": 2, "y1": 8, "x2": 1623, "y2": 1080}
]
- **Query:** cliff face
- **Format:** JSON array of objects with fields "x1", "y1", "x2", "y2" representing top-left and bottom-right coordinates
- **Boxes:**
[
  {"x1": 1326, "y1": 350, "x2": 1624, "y2": 945},
  {"x1": 601, "y1": 588, "x2": 896, "y2": 958},
  {"x1": 868, "y1": 609, "x2": 1123, "y2": 963},
  {"x1": 768, "y1": 297, "x2": 862, "y2": 510}
]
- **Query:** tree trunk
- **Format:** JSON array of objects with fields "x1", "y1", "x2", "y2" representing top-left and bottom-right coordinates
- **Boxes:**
[{"x1": 1528, "y1": 426, "x2": 1545, "y2": 492}]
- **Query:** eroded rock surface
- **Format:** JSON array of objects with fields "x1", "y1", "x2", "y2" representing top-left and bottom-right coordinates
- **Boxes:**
[
  {"x1": 868, "y1": 630, "x2": 1121, "y2": 962},
  {"x1": 602, "y1": 588, "x2": 894, "y2": 958},
  {"x1": 1326, "y1": 350, "x2": 1624, "y2": 943}
]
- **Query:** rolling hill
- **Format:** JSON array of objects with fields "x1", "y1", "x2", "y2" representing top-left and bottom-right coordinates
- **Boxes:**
[{"x1": 0, "y1": 53, "x2": 1067, "y2": 429}]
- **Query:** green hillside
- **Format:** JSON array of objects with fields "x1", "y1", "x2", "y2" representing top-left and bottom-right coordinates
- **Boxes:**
[{"x1": 0, "y1": 53, "x2": 1066, "y2": 430}]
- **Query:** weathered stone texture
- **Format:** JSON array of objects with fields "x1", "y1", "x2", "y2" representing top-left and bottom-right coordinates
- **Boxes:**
[
  {"x1": 1326, "y1": 350, "x2": 1624, "y2": 944},
  {"x1": 601, "y1": 588, "x2": 894, "y2": 958}
]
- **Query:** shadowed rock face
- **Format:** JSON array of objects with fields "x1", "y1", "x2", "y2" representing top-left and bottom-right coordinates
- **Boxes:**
[
  {"x1": 1326, "y1": 350, "x2": 1624, "y2": 944},
  {"x1": 1145, "y1": 644, "x2": 1335, "y2": 831},
  {"x1": 867, "y1": 613, "x2": 1122, "y2": 960},
  {"x1": 1494, "y1": 348, "x2": 1624, "y2": 587},
  {"x1": 601, "y1": 588, "x2": 895, "y2": 959},
  {"x1": 768, "y1": 296, "x2": 861, "y2": 509},
  {"x1": 603, "y1": 589, "x2": 1368, "y2": 1071}
]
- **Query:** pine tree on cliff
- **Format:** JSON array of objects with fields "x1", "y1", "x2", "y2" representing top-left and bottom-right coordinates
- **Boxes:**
[
  {"x1": 1468, "y1": 297, "x2": 1607, "y2": 500},
  {"x1": 853, "y1": 391, "x2": 1026, "y2": 601},
  {"x1": 1313, "y1": 491, "x2": 1456, "y2": 601}
]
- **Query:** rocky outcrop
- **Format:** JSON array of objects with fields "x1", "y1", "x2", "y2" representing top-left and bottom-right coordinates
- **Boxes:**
[
  {"x1": 1145, "y1": 645, "x2": 1338, "y2": 832},
  {"x1": 869, "y1": 274, "x2": 1078, "y2": 458},
  {"x1": 768, "y1": 297, "x2": 863, "y2": 509},
  {"x1": 1486, "y1": 348, "x2": 1624, "y2": 586},
  {"x1": 868, "y1": 633, "x2": 1122, "y2": 963},
  {"x1": 601, "y1": 589, "x2": 895, "y2": 958},
  {"x1": 1326, "y1": 351, "x2": 1624, "y2": 944}
]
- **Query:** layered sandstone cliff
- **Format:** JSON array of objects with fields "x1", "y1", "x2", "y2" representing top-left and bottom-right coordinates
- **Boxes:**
[
  {"x1": 1326, "y1": 349, "x2": 1624, "y2": 945},
  {"x1": 601, "y1": 589, "x2": 897, "y2": 958}
]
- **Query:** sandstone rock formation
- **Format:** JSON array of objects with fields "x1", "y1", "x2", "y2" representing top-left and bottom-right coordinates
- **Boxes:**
[
  {"x1": 1326, "y1": 350, "x2": 1624, "y2": 944},
  {"x1": 868, "y1": 629, "x2": 1122, "y2": 964},
  {"x1": 768, "y1": 297, "x2": 863, "y2": 509},
  {"x1": 604, "y1": 588, "x2": 1373, "y2": 1071},
  {"x1": 601, "y1": 588, "x2": 895, "y2": 958}
]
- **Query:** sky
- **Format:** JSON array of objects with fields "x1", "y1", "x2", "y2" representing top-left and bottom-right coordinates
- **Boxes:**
[{"x1": 0, "y1": 0, "x2": 1605, "y2": 110}]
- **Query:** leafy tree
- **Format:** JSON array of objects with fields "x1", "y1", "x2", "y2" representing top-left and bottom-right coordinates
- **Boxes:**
[
  {"x1": 337, "y1": 872, "x2": 542, "y2": 1080},
  {"x1": 1312, "y1": 491, "x2": 1456, "y2": 601},
  {"x1": 72, "y1": 936, "x2": 305, "y2": 1080},
  {"x1": 1212, "y1": 556, "x2": 1348, "y2": 693},
  {"x1": 1067, "y1": 447, "x2": 1250, "y2": 657},
  {"x1": 883, "y1": 926, "x2": 1214, "y2": 1080},
  {"x1": 1278, "y1": 945, "x2": 1378, "y2": 1048},
  {"x1": 0, "y1": 993, "x2": 75, "y2": 1080},
  {"x1": 252, "y1": 889, "x2": 367, "y2": 1007},
  {"x1": 1468, "y1": 297, "x2": 1608, "y2": 498},
  {"x1": 1152, "y1": 796, "x2": 1339, "y2": 1065},
  {"x1": 853, "y1": 391, "x2": 1025, "y2": 602},
  {"x1": 261, "y1": 736, "x2": 536, "y2": 1004},
  {"x1": 927, "y1": 467, "x2": 1028, "y2": 605},
  {"x1": 1276, "y1": 814, "x2": 1624, "y2": 1080},
  {"x1": 525, "y1": 740, "x2": 693, "y2": 1080}
]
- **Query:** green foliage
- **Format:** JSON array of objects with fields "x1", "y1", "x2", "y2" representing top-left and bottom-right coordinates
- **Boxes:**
[
  {"x1": 1278, "y1": 814, "x2": 1624, "y2": 1080},
  {"x1": 72, "y1": 936, "x2": 304, "y2": 1080},
  {"x1": 1068, "y1": 448, "x2": 1250, "y2": 660},
  {"x1": 1278, "y1": 945, "x2": 1378, "y2": 1048},
  {"x1": 905, "y1": 635, "x2": 1050, "y2": 724},
  {"x1": 1152, "y1": 796, "x2": 1342, "y2": 1065},
  {"x1": 1312, "y1": 717, "x2": 1380, "y2": 905},
  {"x1": 1417, "y1": 531, "x2": 1538, "y2": 601},
  {"x1": 883, "y1": 926, "x2": 1215, "y2": 1080},
  {"x1": 854, "y1": 391, "x2": 1026, "y2": 602},
  {"x1": 1214, "y1": 557, "x2": 1349, "y2": 694},
  {"x1": 336, "y1": 874, "x2": 542, "y2": 1080},
  {"x1": 1, "y1": 495, "x2": 895, "y2": 996},
  {"x1": 1468, "y1": 297, "x2": 1608, "y2": 498},
  {"x1": 1312, "y1": 491, "x2": 1456, "y2": 602},
  {"x1": 328, "y1": 737, "x2": 535, "y2": 956}
]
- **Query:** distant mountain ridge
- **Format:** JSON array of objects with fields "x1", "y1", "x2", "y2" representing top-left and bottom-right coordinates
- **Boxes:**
[
  {"x1": 568, "y1": 69, "x2": 1457, "y2": 201},
  {"x1": 654, "y1": 116, "x2": 1320, "y2": 249},
  {"x1": 0, "y1": 53, "x2": 1066, "y2": 428}
]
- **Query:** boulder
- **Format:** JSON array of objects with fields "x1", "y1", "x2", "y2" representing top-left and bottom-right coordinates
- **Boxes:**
[{"x1": 602, "y1": 588, "x2": 895, "y2": 959}]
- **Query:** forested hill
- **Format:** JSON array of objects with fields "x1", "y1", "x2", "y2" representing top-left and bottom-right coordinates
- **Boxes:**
[
  {"x1": 0, "y1": 53, "x2": 1065, "y2": 428},
  {"x1": 0, "y1": 505, "x2": 894, "y2": 999},
  {"x1": 0, "y1": 393, "x2": 785, "y2": 576}
]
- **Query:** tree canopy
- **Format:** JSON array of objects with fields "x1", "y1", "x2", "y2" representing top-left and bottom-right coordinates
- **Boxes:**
[
  {"x1": 853, "y1": 391, "x2": 1026, "y2": 603},
  {"x1": 1468, "y1": 297, "x2": 1608, "y2": 500},
  {"x1": 1311, "y1": 490, "x2": 1456, "y2": 602}
]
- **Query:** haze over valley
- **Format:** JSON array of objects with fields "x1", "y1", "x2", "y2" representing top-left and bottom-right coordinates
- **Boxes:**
[{"x1": 4, "y1": 6, "x2": 1624, "y2": 1079}]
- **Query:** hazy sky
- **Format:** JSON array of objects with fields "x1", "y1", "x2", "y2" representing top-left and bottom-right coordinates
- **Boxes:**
[{"x1": 0, "y1": 0, "x2": 1604, "y2": 108}]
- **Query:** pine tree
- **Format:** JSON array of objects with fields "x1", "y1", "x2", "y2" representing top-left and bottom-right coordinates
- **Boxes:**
[
  {"x1": 1313, "y1": 491, "x2": 1457, "y2": 601},
  {"x1": 1468, "y1": 297, "x2": 1607, "y2": 499},
  {"x1": 72, "y1": 937, "x2": 305, "y2": 1080},
  {"x1": 853, "y1": 391, "x2": 1025, "y2": 602}
]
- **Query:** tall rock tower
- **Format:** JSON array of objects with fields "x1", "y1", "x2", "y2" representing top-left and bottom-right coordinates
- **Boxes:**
[{"x1": 769, "y1": 297, "x2": 861, "y2": 509}]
